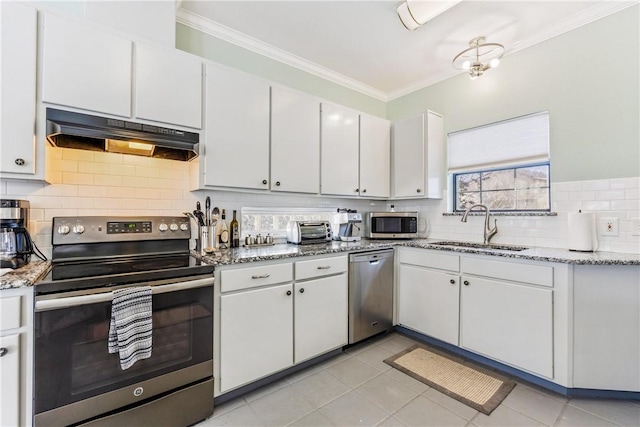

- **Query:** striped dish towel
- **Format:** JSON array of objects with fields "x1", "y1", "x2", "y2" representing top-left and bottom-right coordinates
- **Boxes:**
[{"x1": 108, "y1": 286, "x2": 153, "y2": 370}]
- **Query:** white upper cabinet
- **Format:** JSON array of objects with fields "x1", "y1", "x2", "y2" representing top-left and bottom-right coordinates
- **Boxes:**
[
  {"x1": 203, "y1": 64, "x2": 270, "y2": 190},
  {"x1": 392, "y1": 111, "x2": 443, "y2": 199},
  {"x1": 42, "y1": 13, "x2": 132, "y2": 117},
  {"x1": 360, "y1": 114, "x2": 390, "y2": 198},
  {"x1": 0, "y1": 2, "x2": 38, "y2": 176},
  {"x1": 134, "y1": 43, "x2": 202, "y2": 129},
  {"x1": 320, "y1": 103, "x2": 359, "y2": 196},
  {"x1": 271, "y1": 86, "x2": 320, "y2": 194}
]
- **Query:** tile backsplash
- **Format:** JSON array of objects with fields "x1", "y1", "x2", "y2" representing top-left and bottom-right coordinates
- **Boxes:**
[{"x1": 1, "y1": 146, "x2": 638, "y2": 257}]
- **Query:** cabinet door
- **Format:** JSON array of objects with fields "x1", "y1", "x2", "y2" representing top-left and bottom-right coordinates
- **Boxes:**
[
  {"x1": 42, "y1": 13, "x2": 132, "y2": 117},
  {"x1": 135, "y1": 43, "x2": 202, "y2": 129},
  {"x1": 220, "y1": 284, "x2": 293, "y2": 392},
  {"x1": 204, "y1": 65, "x2": 270, "y2": 190},
  {"x1": 460, "y1": 276, "x2": 553, "y2": 378},
  {"x1": 294, "y1": 275, "x2": 348, "y2": 363},
  {"x1": 271, "y1": 87, "x2": 320, "y2": 193},
  {"x1": 397, "y1": 264, "x2": 459, "y2": 345},
  {"x1": 392, "y1": 114, "x2": 425, "y2": 198},
  {"x1": 0, "y1": 334, "x2": 20, "y2": 427},
  {"x1": 1, "y1": 2, "x2": 37, "y2": 175},
  {"x1": 320, "y1": 103, "x2": 359, "y2": 196},
  {"x1": 360, "y1": 114, "x2": 390, "y2": 198},
  {"x1": 425, "y1": 111, "x2": 444, "y2": 199}
]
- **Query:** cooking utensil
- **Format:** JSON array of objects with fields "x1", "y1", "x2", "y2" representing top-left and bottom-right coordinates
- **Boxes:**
[
  {"x1": 205, "y1": 196, "x2": 211, "y2": 226},
  {"x1": 193, "y1": 210, "x2": 205, "y2": 227}
]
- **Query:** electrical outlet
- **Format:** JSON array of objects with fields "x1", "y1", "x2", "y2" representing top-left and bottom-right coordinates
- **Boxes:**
[
  {"x1": 601, "y1": 217, "x2": 619, "y2": 236},
  {"x1": 632, "y1": 218, "x2": 640, "y2": 236}
]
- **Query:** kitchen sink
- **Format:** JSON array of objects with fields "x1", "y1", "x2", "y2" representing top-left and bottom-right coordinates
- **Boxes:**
[{"x1": 429, "y1": 241, "x2": 529, "y2": 251}]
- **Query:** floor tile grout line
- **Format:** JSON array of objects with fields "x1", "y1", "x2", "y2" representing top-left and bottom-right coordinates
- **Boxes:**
[
  {"x1": 552, "y1": 401, "x2": 570, "y2": 426},
  {"x1": 565, "y1": 399, "x2": 631, "y2": 426}
]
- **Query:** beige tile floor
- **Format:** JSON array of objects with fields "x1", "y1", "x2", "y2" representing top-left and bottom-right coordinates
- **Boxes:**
[{"x1": 198, "y1": 333, "x2": 640, "y2": 427}]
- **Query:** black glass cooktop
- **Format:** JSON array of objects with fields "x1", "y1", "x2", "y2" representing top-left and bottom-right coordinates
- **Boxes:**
[{"x1": 36, "y1": 254, "x2": 214, "y2": 295}]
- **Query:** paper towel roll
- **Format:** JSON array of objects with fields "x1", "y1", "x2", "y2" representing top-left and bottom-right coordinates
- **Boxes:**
[{"x1": 567, "y1": 211, "x2": 597, "y2": 252}]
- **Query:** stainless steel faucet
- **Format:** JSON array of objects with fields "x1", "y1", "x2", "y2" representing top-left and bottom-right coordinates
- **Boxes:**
[{"x1": 461, "y1": 204, "x2": 498, "y2": 245}]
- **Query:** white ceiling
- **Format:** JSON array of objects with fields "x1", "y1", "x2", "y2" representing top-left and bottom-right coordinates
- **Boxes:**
[{"x1": 177, "y1": 1, "x2": 635, "y2": 101}]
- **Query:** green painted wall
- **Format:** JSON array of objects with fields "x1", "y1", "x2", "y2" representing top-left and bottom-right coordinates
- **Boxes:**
[
  {"x1": 176, "y1": 23, "x2": 387, "y2": 117},
  {"x1": 387, "y1": 5, "x2": 640, "y2": 182}
]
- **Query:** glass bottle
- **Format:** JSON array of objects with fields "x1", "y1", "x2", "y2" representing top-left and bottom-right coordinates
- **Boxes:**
[
  {"x1": 219, "y1": 209, "x2": 229, "y2": 249},
  {"x1": 230, "y1": 210, "x2": 240, "y2": 248}
]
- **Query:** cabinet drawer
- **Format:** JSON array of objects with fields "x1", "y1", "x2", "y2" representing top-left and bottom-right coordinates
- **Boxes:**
[
  {"x1": 0, "y1": 296, "x2": 21, "y2": 330},
  {"x1": 295, "y1": 255, "x2": 348, "y2": 280},
  {"x1": 221, "y1": 263, "x2": 292, "y2": 293},
  {"x1": 398, "y1": 248, "x2": 459, "y2": 272},
  {"x1": 462, "y1": 257, "x2": 553, "y2": 287}
]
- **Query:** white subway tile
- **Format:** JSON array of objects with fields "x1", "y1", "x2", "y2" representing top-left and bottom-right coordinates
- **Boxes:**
[
  {"x1": 62, "y1": 197, "x2": 93, "y2": 209},
  {"x1": 581, "y1": 200, "x2": 611, "y2": 211},
  {"x1": 93, "y1": 198, "x2": 123, "y2": 209},
  {"x1": 49, "y1": 158, "x2": 78, "y2": 172},
  {"x1": 581, "y1": 179, "x2": 609, "y2": 191},
  {"x1": 135, "y1": 166, "x2": 160, "y2": 178},
  {"x1": 44, "y1": 208, "x2": 78, "y2": 220},
  {"x1": 579, "y1": 191, "x2": 595, "y2": 200},
  {"x1": 148, "y1": 199, "x2": 173, "y2": 210},
  {"x1": 45, "y1": 170, "x2": 63, "y2": 184},
  {"x1": 135, "y1": 188, "x2": 161, "y2": 199},
  {"x1": 78, "y1": 161, "x2": 109, "y2": 175},
  {"x1": 44, "y1": 184, "x2": 78, "y2": 197},
  {"x1": 595, "y1": 189, "x2": 626, "y2": 201},
  {"x1": 609, "y1": 177, "x2": 640, "y2": 190},
  {"x1": 94, "y1": 152, "x2": 122, "y2": 164},
  {"x1": 611, "y1": 200, "x2": 640, "y2": 212},
  {"x1": 94, "y1": 175, "x2": 123, "y2": 187},
  {"x1": 61, "y1": 148, "x2": 94, "y2": 162},
  {"x1": 552, "y1": 181, "x2": 581, "y2": 192},
  {"x1": 121, "y1": 199, "x2": 149, "y2": 210},
  {"x1": 625, "y1": 188, "x2": 639, "y2": 200},
  {"x1": 123, "y1": 155, "x2": 150, "y2": 167},
  {"x1": 147, "y1": 178, "x2": 173, "y2": 189},
  {"x1": 108, "y1": 164, "x2": 136, "y2": 176},
  {"x1": 78, "y1": 185, "x2": 109, "y2": 198},
  {"x1": 62, "y1": 172, "x2": 94, "y2": 185}
]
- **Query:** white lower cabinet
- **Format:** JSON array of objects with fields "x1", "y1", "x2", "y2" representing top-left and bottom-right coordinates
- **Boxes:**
[
  {"x1": 397, "y1": 264, "x2": 459, "y2": 345},
  {"x1": 397, "y1": 248, "x2": 557, "y2": 380},
  {"x1": 220, "y1": 283, "x2": 293, "y2": 392},
  {"x1": 0, "y1": 289, "x2": 33, "y2": 427},
  {"x1": 216, "y1": 255, "x2": 347, "y2": 395},
  {"x1": 294, "y1": 274, "x2": 348, "y2": 364},
  {"x1": 572, "y1": 265, "x2": 640, "y2": 391},
  {"x1": 459, "y1": 275, "x2": 553, "y2": 378}
]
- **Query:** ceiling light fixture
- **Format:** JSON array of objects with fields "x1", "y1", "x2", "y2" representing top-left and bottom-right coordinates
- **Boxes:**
[
  {"x1": 452, "y1": 36, "x2": 505, "y2": 79},
  {"x1": 396, "y1": 0, "x2": 462, "y2": 31}
]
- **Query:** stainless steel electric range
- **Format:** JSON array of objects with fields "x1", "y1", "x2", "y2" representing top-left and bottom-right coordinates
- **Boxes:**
[{"x1": 34, "y1": 216, "x2": 215, "y2": 427}]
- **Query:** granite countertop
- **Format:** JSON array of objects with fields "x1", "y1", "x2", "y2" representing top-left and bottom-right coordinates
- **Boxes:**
[
  {"x1": 200, "y1": 238, "x2": 640, "y2": 267},
  {"x1": 0, "y1": 260, "x2": 50, "y2": 290},
  {"x1": 2, "y1": 240, "x2": 638, "y2": 290}
]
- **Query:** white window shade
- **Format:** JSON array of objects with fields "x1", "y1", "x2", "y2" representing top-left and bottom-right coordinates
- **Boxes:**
[{"x1": 448, "y1": 111, "x2": 550, "y2": 173}]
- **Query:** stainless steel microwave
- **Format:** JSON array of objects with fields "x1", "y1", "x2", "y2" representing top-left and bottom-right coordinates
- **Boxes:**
[{"x1": 366, "y1": 212, "x2": 418, "y2": 239}]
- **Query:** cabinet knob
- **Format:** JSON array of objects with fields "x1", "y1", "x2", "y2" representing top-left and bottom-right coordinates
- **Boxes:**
[
  {"x1": 299, "y1": 288, "x2": 305, "y2": 293},
  {"x1": 449, "y1": 279, "x2": 455, "y2": 284},
  {"x1": 463, "y1": 280, "x2": 470, "y2": 286},
  {"x1": 15, "y1": 158, "x2": 25, "y2": 166},
  {"x1": 355, "y1": 188, "x2": 359, "y2": 193},
  {"x1": 0, "y1": 347, "x2": 7, "y2": 357},
  {"x1": 416, "y1": 188, "x2": 422, "y2": 193},
  {"x1": 286, "y1": 290, "x2": 292, "y2": 296},
  {"x1": 362, "y1": 189, "x2": 367, "y2": 193},
  {"x1": 276, "y1": 181, "x2": 281, "y2": 186},
  {"x1": 262, "y1": 179, "x2": 268, "y2": 185}
]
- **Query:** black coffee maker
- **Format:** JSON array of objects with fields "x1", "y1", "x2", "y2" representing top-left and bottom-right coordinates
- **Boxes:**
[{"x1": 1, "y1": 199, "x2": 36, "y2": 269}]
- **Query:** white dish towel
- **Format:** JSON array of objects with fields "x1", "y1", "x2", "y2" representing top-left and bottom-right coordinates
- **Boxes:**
[{"x1": 108, "y1": 286, "x2": 153, "y2": 370}]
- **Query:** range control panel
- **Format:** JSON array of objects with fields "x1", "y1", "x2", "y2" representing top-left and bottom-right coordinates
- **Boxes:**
[{"x1": 52, "y1": 216, "x2": 191, "y2": 245}]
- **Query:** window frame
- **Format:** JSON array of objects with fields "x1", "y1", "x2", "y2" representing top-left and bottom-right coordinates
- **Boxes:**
[{"x1": 453, "y1": 162, "x2": 551, "y2": 213}]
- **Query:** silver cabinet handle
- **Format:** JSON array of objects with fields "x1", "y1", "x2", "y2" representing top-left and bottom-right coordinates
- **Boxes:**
[
  {"x1": 251, "y1": 274, "x2": 271, "y2": 279},
  {"x1": 0, "y1": 348, "x2": 8, "y2": 357},
  {"x1": 317, "y1": 266, "x2": 331, "y2": 270}
]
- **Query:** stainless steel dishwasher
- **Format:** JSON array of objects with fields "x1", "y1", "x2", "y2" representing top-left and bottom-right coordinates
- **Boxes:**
[{"x1": 348, "y1": 249, "x2": 394, "y2": 344}]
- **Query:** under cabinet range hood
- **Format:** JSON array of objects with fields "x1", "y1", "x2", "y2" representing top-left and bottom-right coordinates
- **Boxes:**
[{"x1": 46, "y1": 108, "x2": 199, "y2": 161}]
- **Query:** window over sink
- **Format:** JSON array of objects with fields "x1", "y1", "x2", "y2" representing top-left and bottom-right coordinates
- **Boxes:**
[{"x1": 448, "y1": 111, "x2": 551, "y2": 212}]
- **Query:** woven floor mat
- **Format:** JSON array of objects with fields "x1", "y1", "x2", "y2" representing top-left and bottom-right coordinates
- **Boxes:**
[{"x1": 384, "y1": 344, "x2": 516, "y2": 415}]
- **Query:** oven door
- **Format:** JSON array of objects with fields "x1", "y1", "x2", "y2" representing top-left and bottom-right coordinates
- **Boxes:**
[{"x1": 33, "y1": 275, "x2": 214, "y2": 427}]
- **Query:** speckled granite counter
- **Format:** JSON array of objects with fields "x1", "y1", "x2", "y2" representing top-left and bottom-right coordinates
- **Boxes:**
[
  {"x1": 200, "y1": 239, "x2": 640, "y2": 266},
  {"x1": 0, "y1": 261, "x2": 50, "y2": 290},
  {"x1": 2, "y1": 240, "x2": 637, "y2": 290}
]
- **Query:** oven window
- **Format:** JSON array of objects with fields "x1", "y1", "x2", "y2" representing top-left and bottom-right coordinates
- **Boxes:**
[{"x1": 34, "y1": 286, "x2": 213, "y2": 414}]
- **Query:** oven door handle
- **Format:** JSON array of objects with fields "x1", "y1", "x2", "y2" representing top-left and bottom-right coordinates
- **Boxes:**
[{"x1": 35, "y1": 277, "x2": 214, "y2": 311}]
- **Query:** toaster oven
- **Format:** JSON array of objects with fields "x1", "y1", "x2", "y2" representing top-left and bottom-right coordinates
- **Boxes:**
[{"x1": 286, "y1": 221, "x2": 333, "y2": 244}]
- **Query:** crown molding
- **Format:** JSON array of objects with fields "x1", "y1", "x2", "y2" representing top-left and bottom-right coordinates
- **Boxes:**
[
  {"x1": 177, "y1": 2, "x2": 637, "y2": 103},
  {"x1": 176, "y1": 8, "x2": 389, "y2": 101}
]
